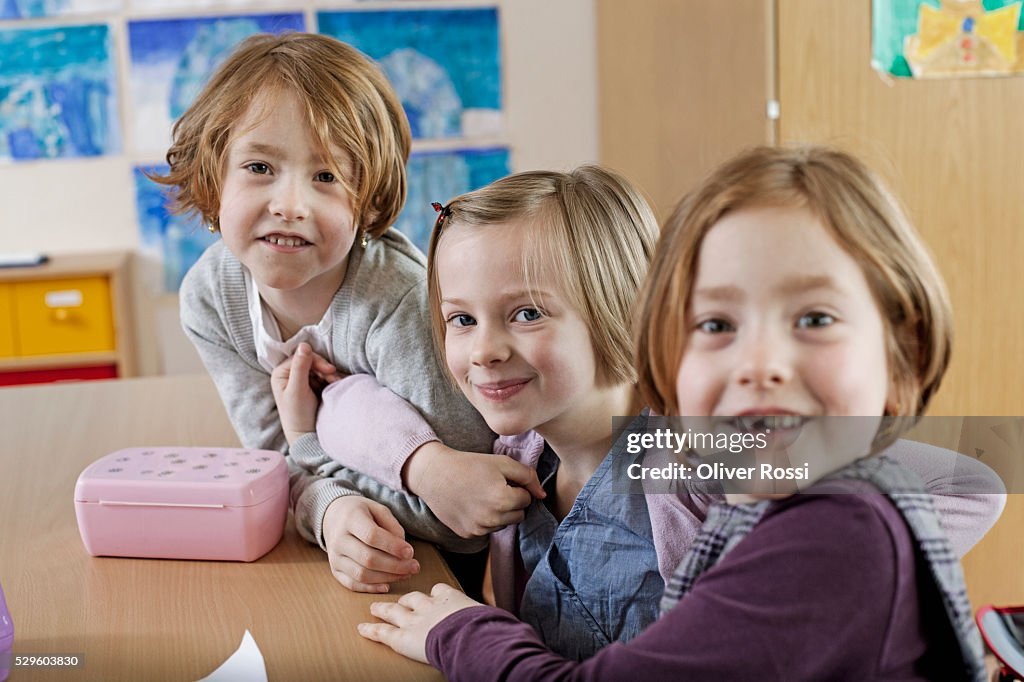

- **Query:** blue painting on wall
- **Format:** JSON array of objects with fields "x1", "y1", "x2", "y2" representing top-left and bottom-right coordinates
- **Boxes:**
[
  {"x1": 134, "y1": 164, "x2": 217, "y2": 291},
  {"x1": 1, "y1": 0, "x2": 119, "y2": 19},
  {"x1": 0, "y1": 25, "x2": 120, "y2": 161},
  {"x1": 317, "y1": 8, "x2": 502, "y2": 139},
  {"x1": 128, "y1": 13, "x2": 305, "y2": 154},
  {"x1": 396, "y1": 147, "x2": 510, "y2": 253}
]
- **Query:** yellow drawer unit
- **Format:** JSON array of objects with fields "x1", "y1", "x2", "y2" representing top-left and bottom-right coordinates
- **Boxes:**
[
  {"x1": 13, "y1": 277, "x2": 115, "y2": 356},
  {"x1": 0, "y1": 251, "x2": 135, "y2": 385},
  {"x1": 0, "y1": 284, "x2": 14, "y2": 358}
]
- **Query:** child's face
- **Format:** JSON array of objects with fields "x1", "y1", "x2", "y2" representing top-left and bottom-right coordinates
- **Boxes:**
[
  {"x1": 437, "y1": 223, "x2": 600, "y2": 437},
  {"x1": 218, "y1": 89, "x2": 357, "y2": 296},
  {"x1": 675, "y1": 205, "x2": 891, "y2": 422}
]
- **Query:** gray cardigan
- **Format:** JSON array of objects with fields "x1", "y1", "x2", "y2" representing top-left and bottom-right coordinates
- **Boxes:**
[{"x1": 179, "y1": 230, "x2": 492, "y2": 553}]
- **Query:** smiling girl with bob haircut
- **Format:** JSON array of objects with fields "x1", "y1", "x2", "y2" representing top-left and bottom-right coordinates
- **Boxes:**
[
  {"x1": 314, "y1": 166, "x2": 670, "y2": 658},
  {"x1": 356, "y1": 147, "x2": 996, "y2": 681}
]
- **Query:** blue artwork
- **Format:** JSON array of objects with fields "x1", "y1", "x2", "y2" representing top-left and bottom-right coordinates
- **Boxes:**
[
  {"x1": 396, "y1": 147, "x2": 510, "y2": 253},
  {"x1": 1, "y1": 0, "x2": 119, "y2": 19},
  {"x1": 317, "y1": 8, "x2": 502, "y2": 139},
  {"x1": 134, "y1": 165, "x2": 217, "y2": 292},
  {"x1": 128, "y1": 13, "x2": 305, "y2": 154},
  {"x1": 0, "y1": 25, "x2": 119, "y2": 161}
]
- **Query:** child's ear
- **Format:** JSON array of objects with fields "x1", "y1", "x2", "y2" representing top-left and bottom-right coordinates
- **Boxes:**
[
  {"x1": 884, "y1": 375, "x2": 915, "y2": 417},
  {"x1": 884, "y1": 382, "x2": 901, "y2": 417}
]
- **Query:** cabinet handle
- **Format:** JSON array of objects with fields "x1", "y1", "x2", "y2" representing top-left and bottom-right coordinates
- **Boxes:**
[
  {"x1": 52, "y1": 308, "x2": 69, "y2": 322},
  {"x1": 45, "y1": 289, "x2": 84, "y2": 308}
]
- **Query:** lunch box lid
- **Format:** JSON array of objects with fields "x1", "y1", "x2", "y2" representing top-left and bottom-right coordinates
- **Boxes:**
[{"x1": 74, "y1": 447, "x2": 287, "y2": 508}]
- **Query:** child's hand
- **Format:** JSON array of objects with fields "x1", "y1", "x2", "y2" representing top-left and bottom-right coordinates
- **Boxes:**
[
  {"x1": 271, "y1": 343, "x2": 344, "y2": 445},
  {"x1": 322, "y1": 495, "x2": 421, "y2": 593},
  {"x1": 358, "y1": 583, "x2": 481, "y2": 663},
  {"x1": 305, "y1": 347, "x2": 346, "y2": 387},
  {"x1": 404, "y1": 444, "x2": 546, "y2": 538}
]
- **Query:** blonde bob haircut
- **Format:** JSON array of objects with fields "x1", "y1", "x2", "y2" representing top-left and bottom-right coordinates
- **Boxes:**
[
  {"x1": 635, "y1": 145, "x2": 953, "y2": 419},
  {"x1": 151, "y1": 32, "x2": 411, "y2": 238},
  {"x1": 427, "y1": 165, "x2": 659, "y2": 387}
]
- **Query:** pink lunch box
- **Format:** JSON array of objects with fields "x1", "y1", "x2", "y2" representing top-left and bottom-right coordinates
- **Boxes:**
[{"x1": 74, "y1": 447, "x2": 288, "y2": 562}]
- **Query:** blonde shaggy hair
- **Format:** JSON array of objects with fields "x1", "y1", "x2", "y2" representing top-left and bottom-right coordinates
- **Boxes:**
[{"x1": 150, "y1": 32, "x2": 410, "y2": 238}]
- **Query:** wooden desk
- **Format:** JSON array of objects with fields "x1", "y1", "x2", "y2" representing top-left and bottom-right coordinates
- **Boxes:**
[{"x1": 0, "y1": 375, "x2": 450, "y2": 681}]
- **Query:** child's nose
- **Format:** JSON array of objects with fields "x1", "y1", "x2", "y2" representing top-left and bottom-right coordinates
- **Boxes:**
[
  {"x1": 470, "y1": 324, "x2": 512, "y2": 366},
  {"x1": 269, "y1": 177, "x2": 310, "y2": 222},
  {"x1": 733, "y1": 335, "x2": 793, "y2": 389}
]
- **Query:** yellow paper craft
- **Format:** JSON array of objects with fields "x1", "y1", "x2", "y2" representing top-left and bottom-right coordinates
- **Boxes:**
[
  {"x1": 914, "y1": 3, "x2": 962, "y2": 59},
  {"x1": 904, "y1": 0, "x2": 1024, "y2": 77},
  {"x1": 977, "y1": 3, "x2": 1021, "y2": 61}
]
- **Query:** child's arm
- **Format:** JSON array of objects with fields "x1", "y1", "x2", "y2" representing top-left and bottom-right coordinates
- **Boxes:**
[
  {"x1": 277, "y1": 345, "x2": 545, "y2": 538},
  {"x1": 315, "y1": 374, "x2": 435, "y2": 490},
  {"x1": 401, "y1": 440, "x2": 546, "y2": 538},
  {"x1": 882, "y1": 439, "x2": 1007, "y2": 556},
  {"x1": 319, "y1": 374, "x2": 546, "y2": 536},
  {"x1": 361, "y1": 493, "x2": 934, "y2": 680},
  {"x1": 359, "y1": 268, "x2": 495, "y2": 458},
  {"x1": 319, "y1": 494, "x2": 419, "y2": 593}
]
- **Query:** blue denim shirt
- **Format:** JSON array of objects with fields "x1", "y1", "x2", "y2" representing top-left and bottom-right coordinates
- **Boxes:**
[{"x1": 517, "y1": 437, "x2": 664, "y2": 660}]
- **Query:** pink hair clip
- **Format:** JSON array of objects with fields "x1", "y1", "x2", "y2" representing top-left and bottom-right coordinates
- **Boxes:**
[{"x1": 431, "y1": 201, "x2": 452, "y2": 231}]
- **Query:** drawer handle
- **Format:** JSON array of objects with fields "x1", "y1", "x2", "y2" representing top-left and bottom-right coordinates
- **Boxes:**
[{"x1": 45, "y1": 289, "x2": 84, "y2": 308}]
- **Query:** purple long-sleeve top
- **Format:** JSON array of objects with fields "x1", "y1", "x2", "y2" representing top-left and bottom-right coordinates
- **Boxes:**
[{"x1": 426, "y1": 485, "x2": 965, "y2": 681}]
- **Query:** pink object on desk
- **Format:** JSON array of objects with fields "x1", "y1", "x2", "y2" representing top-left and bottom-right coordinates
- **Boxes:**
[
  {"x1": 74, "y1": 447, "x2": 288, "y2": 562},
  {"x1": 0, "y1": 579, "x2": 11, "y2": 682}
]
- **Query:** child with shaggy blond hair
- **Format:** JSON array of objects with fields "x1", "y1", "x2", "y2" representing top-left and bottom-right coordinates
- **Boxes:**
[{"x1": 157, "y1": 33, "x2": 506, "y2": 592}]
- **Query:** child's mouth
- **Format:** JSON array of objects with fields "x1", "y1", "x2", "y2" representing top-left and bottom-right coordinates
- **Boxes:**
[
  {"x1": 731, "y1": 415, "x2": 809, "y2": 433},
  {"x1": 475, "y1": 379, "x2": 531, "y2": 402},
  {"x1": 261, "y1": 234, "x2": 311, "y2": 248}
]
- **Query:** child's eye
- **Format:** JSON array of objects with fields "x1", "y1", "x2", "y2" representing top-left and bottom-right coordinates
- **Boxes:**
[
  {"x1": 513, "y1": 308, "x2": 543, "y2": 323},
  {"x1": 695, "y1": 318, "x2": 733, "y2": 334},
  {"x1": 245, "y1": 162, "x2": 271, "y2": 175},
  {"x1": 315, "y1": 171, "x2": 336, "y2": 183},
  {"x1": 447, "y1": 313, "x2": 476, "y2": 328},
  {"x1": 796, "y1": 311, "x2": 835, "y2": 329}
]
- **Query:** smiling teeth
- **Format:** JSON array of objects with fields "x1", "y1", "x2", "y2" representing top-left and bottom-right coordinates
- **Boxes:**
[
  {"x1": 264, "y1": 235, "x2": 309, "y2": 247},
  {"x1": 738, "y1": 415, "x2": 805, "y2": 430}
]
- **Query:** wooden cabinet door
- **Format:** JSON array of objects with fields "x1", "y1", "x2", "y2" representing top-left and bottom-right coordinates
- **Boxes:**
[{"x1": 597, "y1": 0, "x2": 772, "y2": 219}]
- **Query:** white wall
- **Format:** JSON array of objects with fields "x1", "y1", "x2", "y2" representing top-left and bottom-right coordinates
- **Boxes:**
[
  {"x1": 0, "y1": 0, "x2": 598, "y2": 373},
  {"x1": 503, "y1": 0, "x2": 598, "y2": 171}
]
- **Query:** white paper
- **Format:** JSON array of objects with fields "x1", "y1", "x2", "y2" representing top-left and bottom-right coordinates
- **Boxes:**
[{"x1": 197, "y1": 630, "x2": 267, "y2": 682}]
